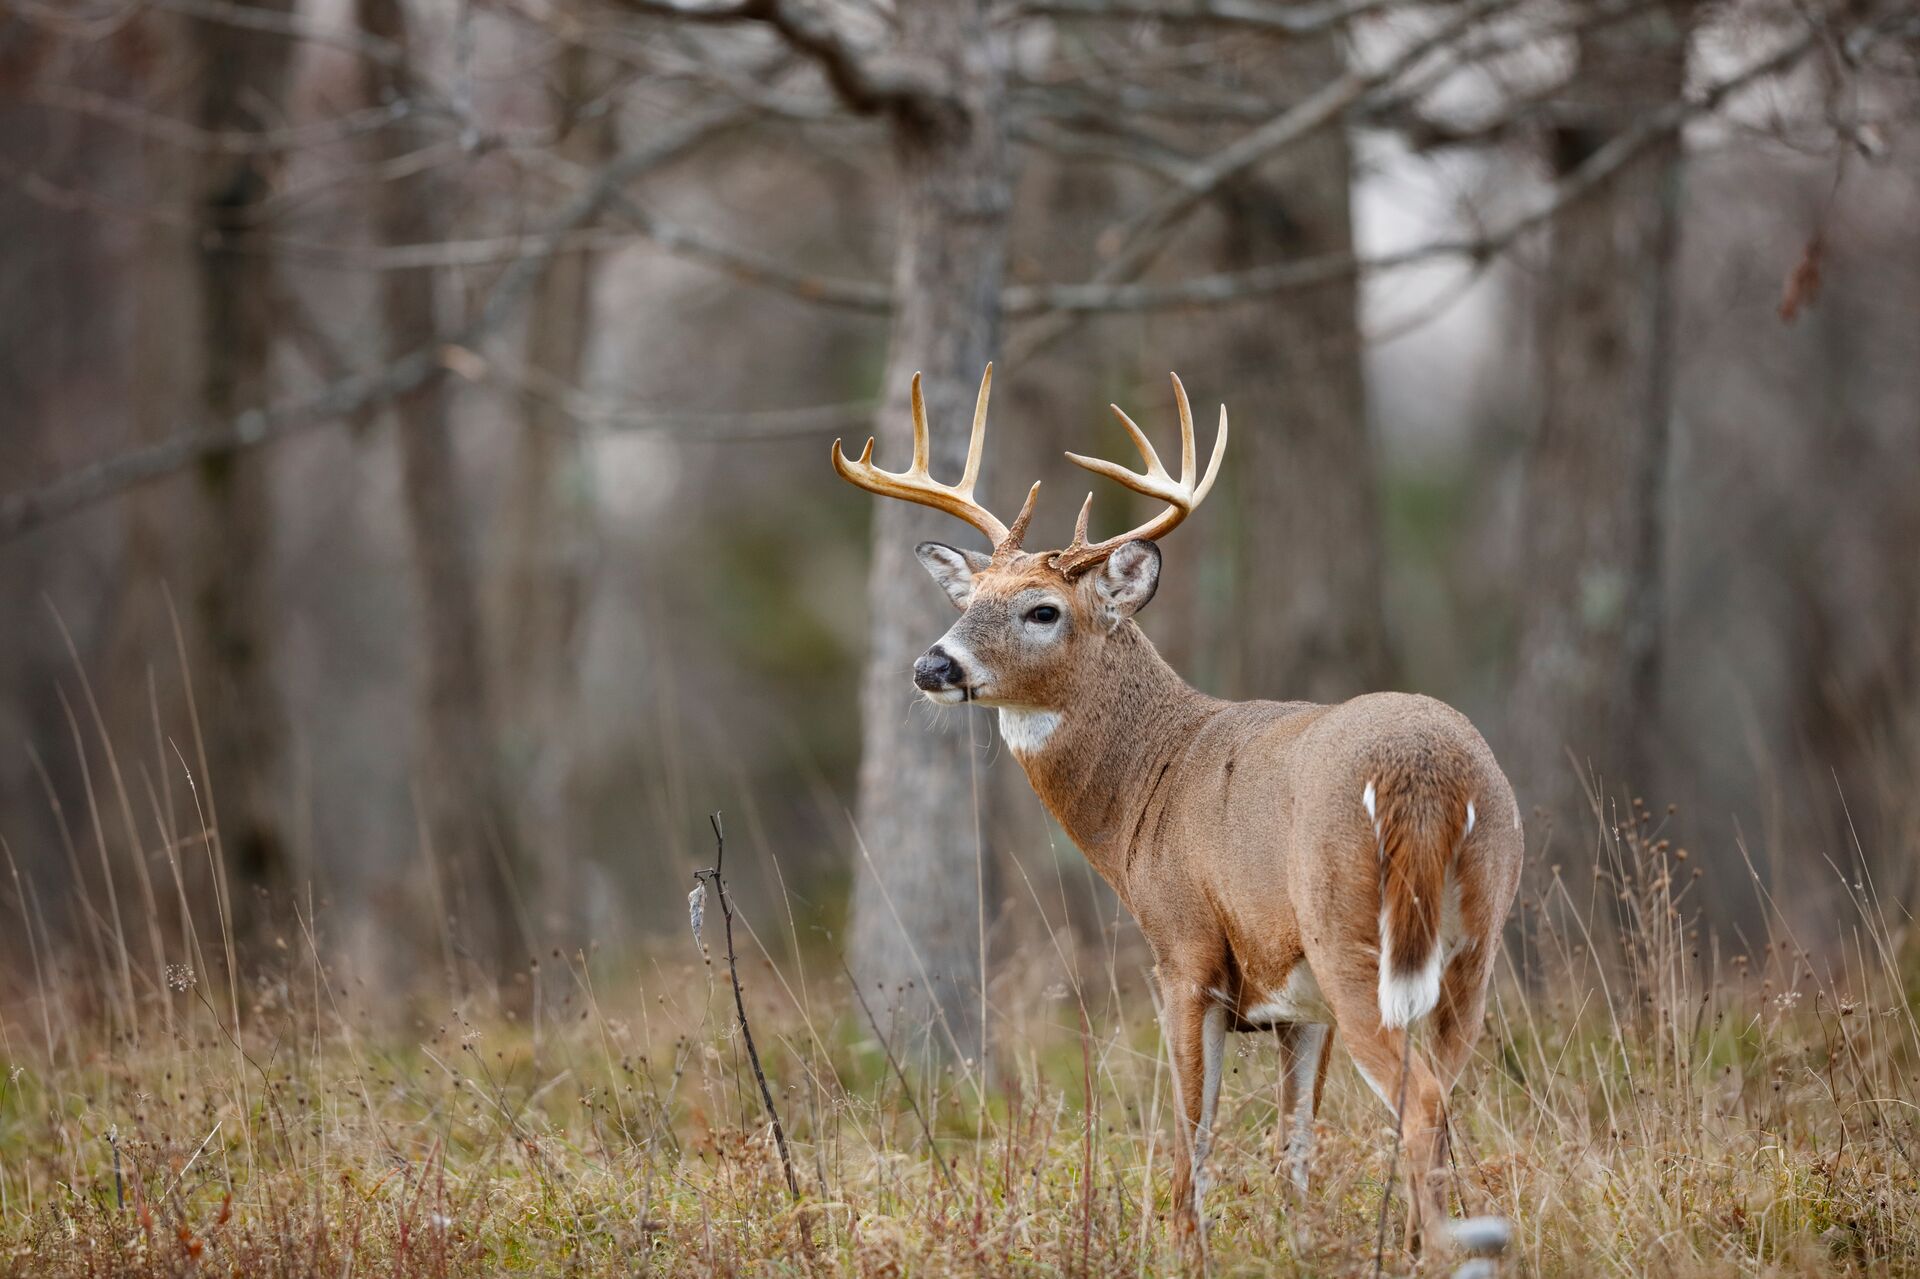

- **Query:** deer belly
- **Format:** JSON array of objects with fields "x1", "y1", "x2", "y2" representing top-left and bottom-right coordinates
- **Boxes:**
[{"x1": 1241, "y1": 961, "x2": 1333, "y2": 1025}]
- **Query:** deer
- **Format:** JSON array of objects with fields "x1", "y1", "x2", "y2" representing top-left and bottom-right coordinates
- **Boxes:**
[{"x1": 832, "y1": 365, "x2": 1525, "y2": 1251}]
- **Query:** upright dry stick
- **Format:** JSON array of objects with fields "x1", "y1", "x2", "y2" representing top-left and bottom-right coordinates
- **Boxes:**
[{"x1": 695, "y1": 812, "x2": 800, "y2": 1199}]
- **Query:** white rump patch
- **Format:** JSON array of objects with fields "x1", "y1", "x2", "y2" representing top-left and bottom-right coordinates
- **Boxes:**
[
  {"x1": 998, "y1": 708, "x2": 1061, "y2": 754},
  {"x1": 1377, "y1": 905, "x2": 1443, "y2": 1029},
  {"x1": 1465, "y1": 799, "x2": 1476, "y2": 835},
  {"x1": 1362, "y1": 779, "x2": 1378, "y2": 825},
  {"x1": 1244, "y1": 962, "x2": 1333, "y2": 1025}
]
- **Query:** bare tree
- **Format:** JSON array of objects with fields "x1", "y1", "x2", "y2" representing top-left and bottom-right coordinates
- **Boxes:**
[
  {"x1": 845, "y1": 2, "x2": 1011, "y2": 1062},
  {"x1": 191, "y1": 2, "x2": 298, "y2": 910},
  {"x1": 124, "y1": 3, "x2": 296, "y2": 925},
  {"x1": 1508, "y1": 3, "x2": 1688, "y2": 833},
  {"x1": 358, "y1": 0, "x2": 526, "y2": 974}
]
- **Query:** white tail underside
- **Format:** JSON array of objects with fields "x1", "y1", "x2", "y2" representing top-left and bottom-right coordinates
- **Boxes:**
[{"x1": 1377, "y1": 911, "x2": 1444, "y2": 1029}]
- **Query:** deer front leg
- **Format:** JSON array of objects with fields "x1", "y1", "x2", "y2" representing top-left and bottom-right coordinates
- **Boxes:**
[{"x1": 1160, "y1": 975, "x2": 1227, "y2": 1237}]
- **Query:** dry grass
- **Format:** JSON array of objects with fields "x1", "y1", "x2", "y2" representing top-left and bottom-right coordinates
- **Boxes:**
[{"x1": 2, "y1": 800, "x2": 1918, "y2": 1278}]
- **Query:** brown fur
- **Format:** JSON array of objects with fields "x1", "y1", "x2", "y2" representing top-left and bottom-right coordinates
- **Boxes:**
[{"x1": 918, "y1": 548, "x2": 1525, "y2": 1250}]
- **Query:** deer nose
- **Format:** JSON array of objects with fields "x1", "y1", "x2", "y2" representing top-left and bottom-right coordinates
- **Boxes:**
[{"x1": 913, "y1": 645, "x2": 965, "y2": 691}]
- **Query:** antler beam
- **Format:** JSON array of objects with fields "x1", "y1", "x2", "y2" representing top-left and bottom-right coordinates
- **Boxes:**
[
  {"x1": 831, "y1": 364, "x2": 1041, "y2": 553},
  {"x1": 1051, "y1": 372, "x2": 1227, "y2": 573}
]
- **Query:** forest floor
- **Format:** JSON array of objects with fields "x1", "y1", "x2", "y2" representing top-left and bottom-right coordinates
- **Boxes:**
[{"x1": 2, "y1": 818, "x2": 1918, "y2": 1277}]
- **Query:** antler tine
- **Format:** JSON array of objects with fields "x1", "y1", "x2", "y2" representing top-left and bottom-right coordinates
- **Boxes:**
[
  {"x1": 1051, "y1": 373, "x2": 1229, "y2": 573},
  {"x1": 1104, "y1": 403, "x2": 1167, "y2": 482},
  {"x1": 959, "y1": 363, "x2": 991, "y2": 496},
  {"x1": 831, "y1": 364, "x2": 1036, "y2": 551},
  {"x1": 1170, "y1": 372, "x2": 1195, "y2": 488},
  {"x1": 909, "y1": 372, "x2": 932, "y2": 477},
  {"x1": 998, "y1": 480, "x2": 1042, "y2": 556},
  {"x1": 1194, "y1": 403, "x2": 1229, "y2": 504}
]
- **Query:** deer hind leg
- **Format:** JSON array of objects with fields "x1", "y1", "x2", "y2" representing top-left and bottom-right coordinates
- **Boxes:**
[
  {"x1": 1159, "y1": 976, "x2": 1227, "y2": 1237},
  {"x1": 1429, "y1": 945, "x2": 1496, "y2": 1091},
  {"x1": 1323, "y1": 981, "x2": 1450, "y2": 1254},
  {"x1": 1275, "y1": 1022, "x2": 1332, "y2": 1193}
]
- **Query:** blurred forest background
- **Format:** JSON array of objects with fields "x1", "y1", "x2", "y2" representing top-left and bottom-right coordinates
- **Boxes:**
[{"x1": 2, "y1": 0, "x2": 1917, "y2": 1051}]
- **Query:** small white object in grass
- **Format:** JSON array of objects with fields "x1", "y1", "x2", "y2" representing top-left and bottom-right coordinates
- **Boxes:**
[
  {"x1": 1449, "y1": 1259, "x2": 1499, "y2": 1279},
  {"x1": 688, "y1": 882, "x2": 707, "y2": 950},
  {"x1": 1447, "y1": 1215, "x2": 1512, "y2": 1256}
]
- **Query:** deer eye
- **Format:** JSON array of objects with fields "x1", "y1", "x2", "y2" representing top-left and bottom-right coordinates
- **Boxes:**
[{"x1": 1026, "y1": 605, "x2": 1060, "y2": 625}]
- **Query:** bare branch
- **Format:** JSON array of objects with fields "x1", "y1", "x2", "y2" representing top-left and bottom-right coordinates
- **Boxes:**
[
  {"x1": 613, "y1": 199, "x2": 893, "y2": 308},
  {"x1": 1011, "y1": 0, "x2": 1402, "y2": 37},
  {"x1": 150, "y1": 0, "x2": 411, "y2": 76},
  {"x1": 1093, "y1": 0, "x2": 1522, "y2": 279},
  {"x1": 610, "y1": 0, "x2": 952, "y2": 121},
  {"x1": 1, "y1": 2, "x2": 1862, "y2": 540},
  {"x1": 0, "y1": 350, "x2": 449, "y2": 544},
  {"x1": 25, "y1": 85, "x2": 410, "y2": 156},
  {"x1": 1005, "y1": 20, "x2": 1828, "y2": 316},
  {"x1": 0, "y1": 101, "x2": 751, "y2": 541},
  {"x1": 1010, "y1": 118, "x2": 1197, "y2": 183},
  {"x1": 495, "y1": 356, "x2": 879, "y2": 437}
]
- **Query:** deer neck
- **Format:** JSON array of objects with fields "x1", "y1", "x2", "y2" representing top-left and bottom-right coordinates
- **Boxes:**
[{"x1": 1000, "y1": 623, "x2": 1215, "y2": 895}]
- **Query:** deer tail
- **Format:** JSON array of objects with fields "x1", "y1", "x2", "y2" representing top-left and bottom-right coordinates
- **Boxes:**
[{"x1": 1363, "y1": 766, "x2": 1474, "y2": 1029}]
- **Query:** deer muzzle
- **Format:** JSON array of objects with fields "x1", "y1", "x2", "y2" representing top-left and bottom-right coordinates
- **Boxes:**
[{"x1": 912, "y1": 645, "x2": 968, "y2": 700}]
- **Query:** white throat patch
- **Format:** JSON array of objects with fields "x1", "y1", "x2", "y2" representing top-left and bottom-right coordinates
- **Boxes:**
[{"x1": 998, "y1": 708, "x2": 1062, "y2": 754}]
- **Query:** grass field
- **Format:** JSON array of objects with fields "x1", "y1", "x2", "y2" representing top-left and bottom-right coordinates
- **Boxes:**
[{"x1": 3, "y1": 805, "x2": 1918, "y2": 1277}]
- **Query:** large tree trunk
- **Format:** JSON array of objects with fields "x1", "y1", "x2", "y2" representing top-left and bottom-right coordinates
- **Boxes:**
[
  {"x1": 1509, "y1": 5, "x2": 1687, "y2": 834},
  {"x1": 846, "y1": 0, "x2": 1011, "y2": 1063},
  {"x1": 126, "y1": 4, "x2": 294, "y2": 931},
  {"x1": 358, "y1": 0, "x2": 524, "y2": 977},
  {"x1": 1216, "y1": 32, "x2": 1390, "y2": 706},
  {"x1": 190, "y1": 3, "x2": 296, "y2": 909},
  {"x1": 499, "y1": 45, "x2": 612, "y2": 948}
]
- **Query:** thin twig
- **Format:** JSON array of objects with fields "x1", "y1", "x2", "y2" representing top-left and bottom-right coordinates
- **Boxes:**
[{"x1": 696, "y1": 812, "x2": 800, "y2": 1199}]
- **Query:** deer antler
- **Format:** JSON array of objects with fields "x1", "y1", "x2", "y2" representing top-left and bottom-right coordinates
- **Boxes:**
[
  {"x1": 831, "y1": 364, "x2": 1041, "y2": 555},
  {"x1": 1051, "y1": 372, "x2": 1227, "y2": 574}
]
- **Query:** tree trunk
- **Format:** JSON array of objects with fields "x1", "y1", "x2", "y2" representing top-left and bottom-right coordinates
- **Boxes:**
[
  {"x1": 358, "y1": 0, "x2": 524, "y2": 977},
  {"x1": 1216, "y1": 32, "x2": 1390, "y2": 706},
  {"x1": 191, "y1": 3, "x2": 296, "y2": 911},
  {"x1": 500, "y1": 45, "x2": 612, "y2": 949},
  {"x1": 846, "y1": 0, "x2": 1011, "y2": 1063},
  {"x1": 125, "y1": 4, "x2": 294, "y2": 932},
  {"x1": 1509, "y1": 5, "x2": 1687, "y2": 834}
]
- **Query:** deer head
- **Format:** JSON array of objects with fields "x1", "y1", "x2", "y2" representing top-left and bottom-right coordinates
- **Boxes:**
[{"x1": 830, "y1": 365, "x2": 1227, "y2": 711}]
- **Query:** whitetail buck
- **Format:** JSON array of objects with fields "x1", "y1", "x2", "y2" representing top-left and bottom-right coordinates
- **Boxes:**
[{"x1": 833, "y1": 366, "x2": 1524, "y2": 1250}]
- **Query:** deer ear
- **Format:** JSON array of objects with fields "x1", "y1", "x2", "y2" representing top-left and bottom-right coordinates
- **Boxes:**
[
  {"x1": 916, "y1": 542, "x2": 991, "y2": 610},
  {"x1": 1094, "y1": 540, "x2": 1161, "y2": 628}
]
